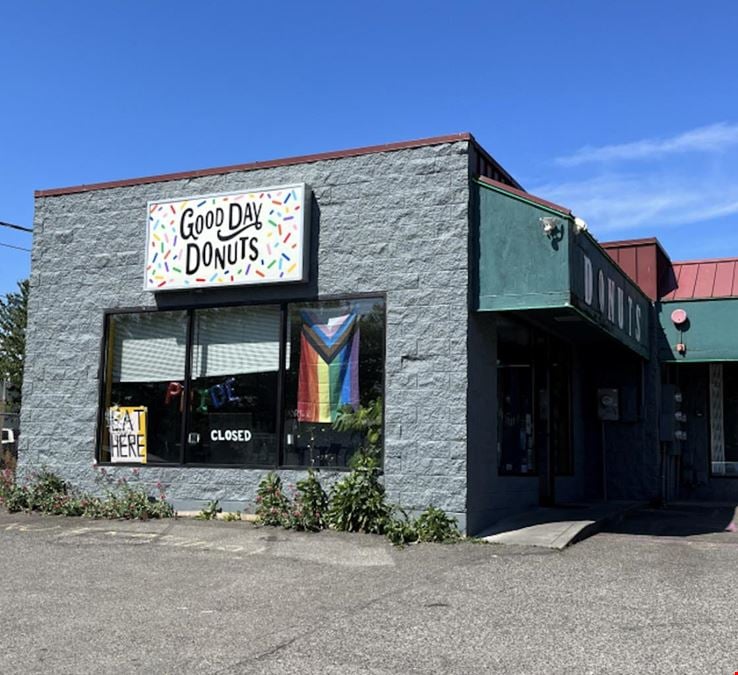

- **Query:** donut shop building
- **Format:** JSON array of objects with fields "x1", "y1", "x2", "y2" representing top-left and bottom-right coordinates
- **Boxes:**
[{"x1": 19, "y1": 133, "x2": 738, "y2": 534}]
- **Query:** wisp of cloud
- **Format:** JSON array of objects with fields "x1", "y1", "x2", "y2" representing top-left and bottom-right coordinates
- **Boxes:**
[{"x1": 556, "y1": 122, "x2": 738, "y2": 167}]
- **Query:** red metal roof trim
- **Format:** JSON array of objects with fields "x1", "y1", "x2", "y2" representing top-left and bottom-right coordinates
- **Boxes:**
[
  {"x1": 601, "y1": 236, "x2": 671, "y2": 263},
  {"x1": 664, "y1": 258, "x2": 738, "y2": 300},
  {"x1": 476, "y1": 175, "x2": 572, "y2": 216},
  {"x1": 36, "y1": 133, "x2": 475, "y2": 198}
]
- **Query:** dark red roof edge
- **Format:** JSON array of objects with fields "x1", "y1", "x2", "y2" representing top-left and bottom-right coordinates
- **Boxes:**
[
  {"x1": 36, "y1": 133, "x2": 475, "y2": 198},
  {"x1": 671, "y1": 256, "x2": 738, "y2": 265},
  {"x1": 476, "y1": 175, "x2": 572, "y2": 215},
  {"x1": 601, "y1": 236, "x2": 671, "y2": 262},
  {"x1": 468, "y1": 134, "x2": 523, "y2": 190}
]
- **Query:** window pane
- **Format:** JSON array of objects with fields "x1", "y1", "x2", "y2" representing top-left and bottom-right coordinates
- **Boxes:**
[
  {"x1": 497, "y1": 318, "x2": 535, "y2": 475},
  {"x1": 283, "y1": 298, "x2": 385, "y2": 468},
  {"x1": 185, "y1": 305, "x2": 280, "y2": 466},
  {"x1": 497, "y1": 366, "x2": 535, "y2": 474},
  {"x1": 101, "y1": 311, "x2": 187, "y2": 464}
]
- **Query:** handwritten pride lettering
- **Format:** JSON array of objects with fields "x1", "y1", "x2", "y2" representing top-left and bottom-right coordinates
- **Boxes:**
[{"x1": 165, "y1": 378, "x2": 241, "y2": 413}]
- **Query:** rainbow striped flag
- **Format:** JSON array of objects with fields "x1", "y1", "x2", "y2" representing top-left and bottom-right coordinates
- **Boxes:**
[{"x1": 297, "y1": 311, "x2": 359, "y2": 423}]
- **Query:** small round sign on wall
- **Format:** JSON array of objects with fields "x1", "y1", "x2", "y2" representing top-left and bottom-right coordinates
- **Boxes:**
[{"x1": 671, "y1": 308, "x2": 688, "y2": 326}]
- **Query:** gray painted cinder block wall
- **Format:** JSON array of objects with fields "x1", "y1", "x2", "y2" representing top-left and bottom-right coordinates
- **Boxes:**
[{"x1": 19, "y1": 141, "x2": 472, "y2": 529}]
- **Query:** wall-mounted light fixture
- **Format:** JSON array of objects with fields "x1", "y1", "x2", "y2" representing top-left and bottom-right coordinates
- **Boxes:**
[
  {"x1": 540, "y1": 216, "x2": 560, "y2": 237},
  {"x1": 671, "y1": 308, "x2": 688, "y2": 326},
  {"x1": 573, "y1": 216, "x2": 588, "y2": 234},
  {"x1": 671, "y1": 308, "x2": 688, "y2": 355}
]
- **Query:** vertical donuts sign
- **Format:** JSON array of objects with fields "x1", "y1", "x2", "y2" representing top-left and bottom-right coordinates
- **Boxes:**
[{"x1": 144, "y1": 183, "x2": 309, "y2": 291}]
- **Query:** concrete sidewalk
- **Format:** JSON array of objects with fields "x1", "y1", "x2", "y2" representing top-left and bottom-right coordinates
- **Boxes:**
[{"x1": 479, "y1": 501, "x2": 644, "y2": 549}]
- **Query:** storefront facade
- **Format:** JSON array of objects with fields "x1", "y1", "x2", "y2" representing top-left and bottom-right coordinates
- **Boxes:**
[
  {"x1": 18, "y1": 133, "x2": 738, "y2": 535},
  {"x1": 21, "y1": 134, "x2": 501, "y2": 533},
  {"x1": 657, "y1": 260, "x2": 738, "y2": 500}
]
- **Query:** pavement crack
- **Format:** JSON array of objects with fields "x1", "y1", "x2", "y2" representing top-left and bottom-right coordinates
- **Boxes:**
[
  {"x1": 215, "y1": 635, "x2": 300, "y2": 673},
  {"x1": 254, "y1": 636, "x2": 298, "y2": 661}
]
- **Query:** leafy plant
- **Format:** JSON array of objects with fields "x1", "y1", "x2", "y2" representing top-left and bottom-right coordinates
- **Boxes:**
[
  {"x1": 255, "y1": 472, "x2": 290, "y2": 527},
  {"x1": 384, "y1": 508, "x2": 419, "y2": 547},
  {"x1": 0, "y1": 467, "x2": 174, "y2": 520},
  {"x1": 333, "y1": 397, "x2": 383, "y2": 456},
  {"x1": 221, "y1": 511, "x2": 241, "y2": 522},
  {"x1": 288, "y1": 469, "x2": 328, "y2": 531},
  {"x1": 195, "y1": 499, "x2": 221, "y2": 521},
  {"x1": 415, "y1": 506, "x2": 461, "y2": 543},
  {"x1": 0, "y1": 469, "x2": 28, "y2": 513},
  {"x1": 327, "y1": 454, "x2": 391, "y2": 534},
  {"x1": 92, "y1": 469, "x2": 175, "y2": 519},
  {"x1": 26, "y1": 470, "x2": 69, "y2": 512}
]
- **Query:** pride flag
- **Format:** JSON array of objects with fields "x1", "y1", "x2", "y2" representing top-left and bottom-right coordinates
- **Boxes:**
[{"x1": 297, "y1": 311, "x2": 359, "y2": 423}]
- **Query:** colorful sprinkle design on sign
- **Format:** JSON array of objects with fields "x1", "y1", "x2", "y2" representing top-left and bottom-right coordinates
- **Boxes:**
[{"x1": 144, "y1": 183, "x2": 309, "y2": 291}]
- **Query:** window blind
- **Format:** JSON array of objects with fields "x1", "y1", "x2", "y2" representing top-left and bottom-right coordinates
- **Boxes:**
[
  {"x1": 192, "y1": 306, "x2": 284, "y2": 377},
  {"x1": 111, "y1": 311, "x2": 187, "y2": 383}
]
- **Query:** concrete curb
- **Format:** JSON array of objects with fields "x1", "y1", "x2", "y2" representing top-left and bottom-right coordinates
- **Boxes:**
[{"x1": 176, "y1": 511, "x2": 258, "y2": 522}]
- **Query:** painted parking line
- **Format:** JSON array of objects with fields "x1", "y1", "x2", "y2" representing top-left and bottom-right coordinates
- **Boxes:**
[{"x1": 2, "y1": 521, "x2": 267, "y2": 556}]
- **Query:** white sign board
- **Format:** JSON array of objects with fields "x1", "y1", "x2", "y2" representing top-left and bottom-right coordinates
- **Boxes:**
[
  {"x1": 108, "y1": 406, "x2": 147, "y2": 464},
  {"x1": 144, "y1": 183, "x2": 309, "y2": 291}
]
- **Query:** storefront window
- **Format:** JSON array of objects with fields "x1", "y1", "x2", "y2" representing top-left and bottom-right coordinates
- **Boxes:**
[
  {"x1": 185, "y1": 306, "x2": 281, "y2": 466},
  {"x1": 98, "y1": 297, "x2": 385, "y2": 469},
  {"x1": 100, "y1": 311, "x2": 187, "y2": 464},
  {"x1": 282, "y1": 298, "x2": 385, "y2": 468}
]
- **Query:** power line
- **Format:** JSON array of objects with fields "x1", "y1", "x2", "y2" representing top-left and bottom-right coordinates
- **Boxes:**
[
  {"x1": 0, "y1": 242, "x2": 31, "y2": 252},
  {"x1": 0, "y1": 220, "x2": 32, "y2": 233}
]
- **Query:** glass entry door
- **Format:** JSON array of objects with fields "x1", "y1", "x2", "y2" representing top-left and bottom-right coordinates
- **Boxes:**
[
  {"x1": 498, "y1": 365, "x2": 534, "y2": 475},
  {"x1": 497, "y1": 316, "x2": 572, "y2": 505}
]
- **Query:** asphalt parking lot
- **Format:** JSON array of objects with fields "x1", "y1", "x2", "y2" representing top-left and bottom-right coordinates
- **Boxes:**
[{"x1": 0, "y1": 506, "x2": 736, "y2": 674}]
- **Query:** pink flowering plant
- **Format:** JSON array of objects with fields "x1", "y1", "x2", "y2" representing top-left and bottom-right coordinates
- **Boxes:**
[
  {"x1": 91, "y1": 467, "x2": 174, "y2": 519},
  {"x1": 254, "y1": 472, "x2": 291, "y2": 527},
  {"x1": 287, "y1": 469, "x2": 328, "y2": 532},
  {"x1": 0, "y1": 466, "x2": 174, "y2": 520}
]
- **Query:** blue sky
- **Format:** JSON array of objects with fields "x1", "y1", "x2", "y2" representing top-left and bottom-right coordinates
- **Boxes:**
[{"x1": 1, "y1": 1, "x2": 737, "y2": 296}]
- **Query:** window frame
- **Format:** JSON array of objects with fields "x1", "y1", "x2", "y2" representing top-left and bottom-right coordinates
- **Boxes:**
[{"x1": 95, "y1": 292, "x2": 387, "y2": 470}]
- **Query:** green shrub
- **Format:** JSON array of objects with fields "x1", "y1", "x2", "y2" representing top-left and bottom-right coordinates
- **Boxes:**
[
  {"x1": 0, "y1": 468, "x2": 27, "y2": 512},
  {"x1": 195, "y1": 500, "x2": 221, "y2": 521},
  {"x1": 384, "y1": 509, "x2": 419, "y2": 547},
  {"x1": 3, "y1": 489, "x2": 29, "y2": 513},
  {"x1": 415, "y1": 506, "x2": 461, "y2": 543},
  {"x1": 327, "y1": 454, "x2": 391, "y2": 534},
  {"x1": 0, "y1": 467, "x2": 174, "y2": 520},
  {"x1": 221, "y1": 511, "x2": 241, "y2": 522},
  {"x1": 288, "y1": 469, "x2": 328, "y2": 531},
  {"x1": 92, "y1": 470, "x2": 175, "y2": 520},
  {"x1": 26, "y1": 470, "x2": 70, "y2": 512},
  {"x1": 255, "y1": 472, "x2": 290, "y2": 527},
  {"x1": 101, "y1": 483, "x2": 174, "y2": 520},
  {"x1": 95, "y1": 487, "x2": 174, "y2": 520},
  {"x1": 333, "y1": 398, "x2": 383, "y2": 457}
]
